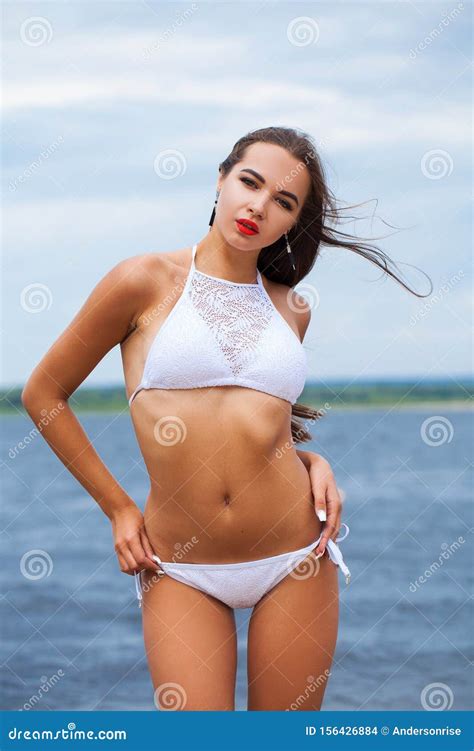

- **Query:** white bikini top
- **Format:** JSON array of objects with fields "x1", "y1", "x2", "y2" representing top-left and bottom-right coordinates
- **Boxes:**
[{"x1": 128, "y1": 243, "x2": 308, "y2": 407}]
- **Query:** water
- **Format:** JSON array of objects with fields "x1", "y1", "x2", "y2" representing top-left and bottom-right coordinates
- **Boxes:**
[{"x1": 1, "y1": 408, "x2": 472, "y2": 710}]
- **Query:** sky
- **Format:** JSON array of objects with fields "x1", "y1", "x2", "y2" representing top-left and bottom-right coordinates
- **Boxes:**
[{"x1": 2, "y1": 0, "x2": 472, "y2": 390}]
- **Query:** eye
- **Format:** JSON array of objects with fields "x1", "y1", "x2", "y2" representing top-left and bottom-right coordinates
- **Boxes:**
[
  {"x1": 239, "y1": 177, "x2": 293, "y2": 211},
  {"x1": 240, "y1": 176, "x2": 258, "y2": 188},
  {"x1": 276, "y1": 197, "x2": 292, "y2": 210}
]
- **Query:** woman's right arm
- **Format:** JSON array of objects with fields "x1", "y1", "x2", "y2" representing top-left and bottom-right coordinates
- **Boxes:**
[{"x1": 21, "y1": 255, "x2": 161, "y2": 575}]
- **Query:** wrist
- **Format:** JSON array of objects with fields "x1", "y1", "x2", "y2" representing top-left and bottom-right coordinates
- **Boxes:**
[{"x1": 102, "y1": 491, "x2": 138, "y2": 522}]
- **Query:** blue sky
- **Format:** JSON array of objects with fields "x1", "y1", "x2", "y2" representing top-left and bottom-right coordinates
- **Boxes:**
[{"x1": 3, "y1": 1, "x2": 471, "y2": 389}]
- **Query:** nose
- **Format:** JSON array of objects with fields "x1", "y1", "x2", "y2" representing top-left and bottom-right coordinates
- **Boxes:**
[{"x1": 247, "y1": 189, "x2": 269, "y2": 218}]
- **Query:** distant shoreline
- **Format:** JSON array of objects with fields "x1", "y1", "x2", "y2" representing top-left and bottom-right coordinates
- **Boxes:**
[{"x1": 1, "y1": 381, "x2": 472, "y2": 414}]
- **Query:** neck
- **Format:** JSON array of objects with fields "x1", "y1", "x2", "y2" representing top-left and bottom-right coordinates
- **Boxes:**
[{"x1": 195, "y1": 228, "x2": 261, "y2": 284}]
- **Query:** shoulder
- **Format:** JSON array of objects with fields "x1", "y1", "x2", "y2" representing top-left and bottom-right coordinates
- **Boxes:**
[
  {"x1": 263, "y1": 276, "x2": 312, "y2": 342},
  {"x1": 106, "y1": 248, "x2": 188, "y2": 315}
]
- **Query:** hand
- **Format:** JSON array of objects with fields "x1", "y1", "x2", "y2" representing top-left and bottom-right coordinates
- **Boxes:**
[
  {"x1": 110, "y1": 503, "x2": 161, "y2": 575},
  {"x1": 298, "y1": 451, "x2": 344, "y2": 556}
]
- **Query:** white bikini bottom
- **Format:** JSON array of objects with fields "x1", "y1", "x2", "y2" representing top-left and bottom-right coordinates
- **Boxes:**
[{"x1": 134, "y1": 524, "x2": 351, "y2": 610}]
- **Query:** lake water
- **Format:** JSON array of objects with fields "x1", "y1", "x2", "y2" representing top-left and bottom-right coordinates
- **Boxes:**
[{"x1": 1, "y1": 408, "x2": 472, "y2": 711}]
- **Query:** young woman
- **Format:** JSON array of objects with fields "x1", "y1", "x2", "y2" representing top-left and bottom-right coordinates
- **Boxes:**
[{"x1": 22, "y1": 126, "x2": 430, "y2": 711}]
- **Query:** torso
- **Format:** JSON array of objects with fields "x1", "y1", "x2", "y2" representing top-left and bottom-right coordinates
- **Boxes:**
[{"x1": 120, "y1": 246, "x2": 321, "y2": 564}]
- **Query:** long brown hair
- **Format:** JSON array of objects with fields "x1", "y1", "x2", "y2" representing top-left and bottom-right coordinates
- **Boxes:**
[{"x1": 217, "y1": 126, "x2": 433, "y2": 444}]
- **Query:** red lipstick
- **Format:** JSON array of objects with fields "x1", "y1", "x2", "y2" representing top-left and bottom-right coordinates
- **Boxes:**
[{"x1": 236, "y1": 218, "x2": 259, "y2": 235}]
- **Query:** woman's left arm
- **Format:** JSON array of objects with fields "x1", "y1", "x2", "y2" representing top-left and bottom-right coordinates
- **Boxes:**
[{"x1": 296, "y1": 449, "x2": 343, "y2": 556}]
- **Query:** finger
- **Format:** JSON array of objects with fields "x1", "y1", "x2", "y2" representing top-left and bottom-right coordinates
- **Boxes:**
[
  {"x1": 139, "y1": 528, "x2": 162, "y2": 571},
  {"x1": 331, "y1": 512, "x2": 341, "y2": 542},
  {"x1": 315, "y1": 520, "x2": 337, "y2": 554},
  {"x1": 128, "y1": 535, "x2": 151, "y2": 573},
  {"x1": 121, "y1": 545, "x2": 139, "y2": 574},
  {"x1": 315, "y1": 493, "x2": 339, "y2": 554},
  {"x1": 116, "y1": 550, "x2": 134, "y2": 576},
  {"x1": 309, "y1": 465, "x2": 330, "y2": 521}
]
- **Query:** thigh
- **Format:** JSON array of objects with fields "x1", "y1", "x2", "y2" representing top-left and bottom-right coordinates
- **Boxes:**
[
  {"x1": 247, "y1": 549, "x2": 339, "y2": 711},
  {"x1": 140, "y1": 569, "x2": 238, "y2": 710}
]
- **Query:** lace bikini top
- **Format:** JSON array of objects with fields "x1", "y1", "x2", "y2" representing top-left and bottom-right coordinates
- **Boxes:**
[{"x1": 128, "y1": 242, "x2": 308, "y2": 407}]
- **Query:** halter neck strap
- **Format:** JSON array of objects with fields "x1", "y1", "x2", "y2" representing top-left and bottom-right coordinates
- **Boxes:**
[{"x1": 191, "y1": 243, "x2": 262, "y2": 288}]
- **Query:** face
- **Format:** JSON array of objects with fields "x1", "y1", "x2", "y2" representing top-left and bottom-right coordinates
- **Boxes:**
[{"x1": 215, "y1": 141, "x2": 311, "y2": 251}]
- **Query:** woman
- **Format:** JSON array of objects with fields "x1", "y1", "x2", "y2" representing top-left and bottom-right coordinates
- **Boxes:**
[{"x1": 22, "y1": 126, "x2": 430, "y2": 711}]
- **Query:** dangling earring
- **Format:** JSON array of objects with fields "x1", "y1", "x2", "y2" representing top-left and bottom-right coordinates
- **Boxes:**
[
  {"x1": 209, "y1": 189, "x2": 220, "y2": 227},
  {"x1": 285, "y1": 230, "x2": 296, "y2": 271}
]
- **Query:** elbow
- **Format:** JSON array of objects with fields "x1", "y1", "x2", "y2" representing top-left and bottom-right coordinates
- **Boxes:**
[{"x1": 21, "y1": 383, "x2": 38, "y2": 413}]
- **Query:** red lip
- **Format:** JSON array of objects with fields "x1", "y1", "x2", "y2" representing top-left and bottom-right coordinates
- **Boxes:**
[{"x1": 236, "y1": 218, "x2": 259, "y2": 234}]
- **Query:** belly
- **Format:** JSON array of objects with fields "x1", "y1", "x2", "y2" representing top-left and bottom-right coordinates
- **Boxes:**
[{"x1": 131, "y1": 386, "x2": 321, "y2": 563}]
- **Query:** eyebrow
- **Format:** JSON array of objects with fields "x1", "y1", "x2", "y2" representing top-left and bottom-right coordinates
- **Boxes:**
[{"x1": 239, "y1": 168, "x2": 299, "y2": 207}]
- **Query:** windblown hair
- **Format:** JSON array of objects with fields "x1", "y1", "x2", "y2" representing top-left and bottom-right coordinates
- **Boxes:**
[{"x1": 217, "y1": 126, "x2": 433, "y2": 444}]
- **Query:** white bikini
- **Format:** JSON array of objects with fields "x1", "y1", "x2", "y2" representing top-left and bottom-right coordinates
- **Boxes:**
[
  {"x1": 128, "y1": 242, "x2": 307, "y2": 407},
  {"x1": 133, "y1": 242, "x2": 351, "y2": 608}
]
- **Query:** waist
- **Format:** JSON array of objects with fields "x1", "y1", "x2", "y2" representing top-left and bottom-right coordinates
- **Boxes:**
[{"x1": 143, "y1": 450, "x2": 320, "y2": 564}]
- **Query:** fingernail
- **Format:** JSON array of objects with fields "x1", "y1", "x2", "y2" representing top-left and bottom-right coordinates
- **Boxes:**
[{"x1": 316, "y1": 509, "x2": 326, "y2": 522}]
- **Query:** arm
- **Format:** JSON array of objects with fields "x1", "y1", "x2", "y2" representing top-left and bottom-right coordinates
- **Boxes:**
[
  {"x1": 295, "y1": 448, "x2": 343, "y2": 556},
  {"x1": 21, "y1": 255, "x2": 161, "y2": 575},
  {"x1": 292, "y1": 299, "x2": 343, "y2": 555}
]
